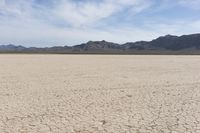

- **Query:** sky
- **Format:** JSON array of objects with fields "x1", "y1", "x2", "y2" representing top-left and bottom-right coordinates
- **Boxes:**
[{"x1": 0, "y1": 0, "x2": 200, "y2": 46}]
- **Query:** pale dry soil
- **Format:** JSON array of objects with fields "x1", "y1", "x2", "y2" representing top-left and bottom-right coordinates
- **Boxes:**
[{"x1": 0, "y1": 55, "x2": 200, "y2": 133}]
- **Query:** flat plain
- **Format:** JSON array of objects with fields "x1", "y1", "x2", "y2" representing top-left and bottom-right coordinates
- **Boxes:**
[{"x1": 0, "y1": 55, "x2": 200, "y2": 133}]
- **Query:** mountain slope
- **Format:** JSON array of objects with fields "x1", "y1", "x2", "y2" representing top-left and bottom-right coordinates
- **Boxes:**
[
  {"x1": 0, "y1": 44, "x2": 26, "y2": 51},
  {"x1": 149, "y1": 34, "x2": 200, "y2": 50},
  {"x1": 1, "y1": 33, "x2": 200, "y2": 54},
  {"x1": 73, "y1": 40, "x2": 122, "y2": 51}
]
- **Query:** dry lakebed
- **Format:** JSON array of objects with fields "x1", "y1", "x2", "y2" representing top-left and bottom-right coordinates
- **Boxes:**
[{"x1": 0, "y1": 55, "x2": 200, "y2": 133}]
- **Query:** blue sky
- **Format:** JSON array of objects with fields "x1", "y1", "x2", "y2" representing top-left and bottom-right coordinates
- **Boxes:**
[{"x1": 0, "y1": 0, "x2": 200, "y2": 46}]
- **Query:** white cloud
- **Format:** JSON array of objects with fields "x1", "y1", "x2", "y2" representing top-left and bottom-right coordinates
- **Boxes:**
[
  {"x1": 0, "y1": 0, "x2": 33, "y2": 17},
  {"x1": 178, "y1": 0, "x2": 200, "y2": 9},
  {"x1": 53, "y1": 1, "x2": 117, "y2": 27},
  {"x1": 0, "y1": 0, "x2": 154, "y2": 46},
  {"x1": 52, "y1": 0, "x2": 152, "y2": 27},
  {"x1": 0, "y1": 0, "x2": 200, "y2": 46},
  {"x1": 1, "y1": 17, "x2": 200, "y2": 47},
  {"x1": 0, "y1": 0, "x2": 152, "y2": 27}
]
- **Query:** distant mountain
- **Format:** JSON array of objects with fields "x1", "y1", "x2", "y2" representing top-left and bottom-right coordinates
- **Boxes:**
[
  {"x1": 149, "y1": 34, "x2": 200, "y2": 50},
  {"x1": 122, "y1": 41, "x2": 149, "y2": 50},
  {"x1": 0, "y1": 44, "x2": 26, "y2": 51},
  {"x1": 72, "y1": 40, "x2": 122, "y2": 52},
  {"x1": 1, "y1": 33, "x2": 200, "y2": 54}
]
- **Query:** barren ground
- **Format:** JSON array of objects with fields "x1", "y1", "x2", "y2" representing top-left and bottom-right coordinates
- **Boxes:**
[{"x1": 0, "y1": 55, "x2": 200, "y2": 133}]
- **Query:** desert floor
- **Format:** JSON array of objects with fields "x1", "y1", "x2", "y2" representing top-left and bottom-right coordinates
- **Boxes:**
[{"x1": 0, "y1": 55, "x2": 200, "y2": 133}]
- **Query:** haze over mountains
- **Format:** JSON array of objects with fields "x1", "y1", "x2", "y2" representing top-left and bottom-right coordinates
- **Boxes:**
[{"x1": 1, "y1": 33, "x2": 200, "y2": 54}]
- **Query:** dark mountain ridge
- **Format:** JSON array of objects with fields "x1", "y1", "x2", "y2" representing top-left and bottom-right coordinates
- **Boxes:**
[
  {"x1": 0, "y1": 44, "x2": 26, "y2": 51},
  {"x1": 1, "y1": 33, "x2": 200, "y2": 54}
]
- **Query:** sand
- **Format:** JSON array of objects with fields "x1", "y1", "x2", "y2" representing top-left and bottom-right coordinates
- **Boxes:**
[{"x1": 0, "y1": 55, "x2": 200, "y2": 133}]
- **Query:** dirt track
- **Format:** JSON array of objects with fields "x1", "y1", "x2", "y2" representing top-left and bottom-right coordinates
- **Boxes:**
[{"x1": 0, "y1": 55, "x2": 200, "y2": 133}]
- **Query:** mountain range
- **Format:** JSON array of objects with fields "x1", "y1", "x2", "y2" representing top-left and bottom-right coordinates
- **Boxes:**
[{"x1": 1, "y1": 33, "x2": 200, "y2": 54}]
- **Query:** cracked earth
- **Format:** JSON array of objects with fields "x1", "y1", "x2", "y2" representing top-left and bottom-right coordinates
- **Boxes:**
[{"x1": 0, "y1": 55, "x2": 200, "y2": 133}]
